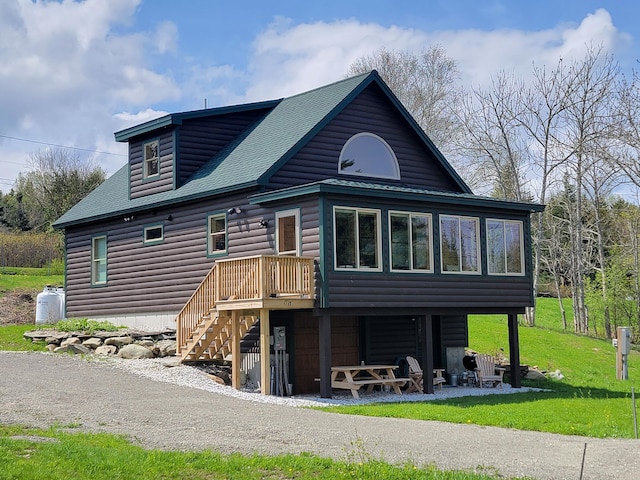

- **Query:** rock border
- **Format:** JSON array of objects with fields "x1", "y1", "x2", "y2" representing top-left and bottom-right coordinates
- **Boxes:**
[{"x1": 23, "y1": 328, "x2": 177, "y2": 359}]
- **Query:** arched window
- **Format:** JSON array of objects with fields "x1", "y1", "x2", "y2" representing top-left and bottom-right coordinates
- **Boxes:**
[{"x1": 338, "y1": 133, "x2": 400, "y2": 180}]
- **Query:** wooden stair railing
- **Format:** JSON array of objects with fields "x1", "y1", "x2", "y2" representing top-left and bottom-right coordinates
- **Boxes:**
[
  {"x1": 176, "y1": 263, "x2": 217, "y2": 358},
  {"x1": 176, "y1": 255, "x2": 314, "y2": 362}
]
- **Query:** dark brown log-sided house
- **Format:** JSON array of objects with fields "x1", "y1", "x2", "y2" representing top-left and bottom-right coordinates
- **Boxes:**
[{"x1": 53, "y1": 71, "x2": 543, "y2": 397}]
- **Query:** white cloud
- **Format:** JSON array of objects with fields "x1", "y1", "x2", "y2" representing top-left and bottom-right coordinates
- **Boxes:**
[
  {"x1": 0, "y1": 0, "x2": 180, "y2": 187},
  {"x1": 244, "y1": 18, "x2": 429, "y2": 100},
  {"x1": 438, "y1": 8, "x2": 631, "y2": 88},
  {"x1": 154, "y1": 21, "x2": 178, "y2": 54},
  {"x1": 113, "y1": 108, "x2": 169, "y2": 129},
  {"x1": 243, "y1": 8, "x2": 631, "y2": 101}
]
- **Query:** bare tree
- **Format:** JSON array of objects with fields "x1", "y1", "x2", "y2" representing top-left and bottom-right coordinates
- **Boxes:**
[
  {"x1": 539, "y1": 202, "x2": 571, "y2": 329},
  {"x1": 347, "y1": 45, "x2": 462, "y2": 158},
  {"x1": 613, "y1": 70, "x2": 640, "y2": 186},
  {"x1": 16, "y1": 148, "x2": 106, "y2": 230},
  {"x1": 455, "y1": 71, "x2": 529, "y2": 200},
  {"x1": 559, "y1": 47, "x2": 619, "y2": 334}
]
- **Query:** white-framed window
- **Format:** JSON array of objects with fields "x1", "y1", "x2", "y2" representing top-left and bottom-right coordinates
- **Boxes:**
[
  {"x1": 143, "y1": 140, "x2": 159, "y2": 178},
  {"x1": 389, "y1": 211, "x2": 433, "y2": 272},
  {"x1": 439, "y1": 215, "x2": 480, "y2": 274},
  {"x1": 143, "y1": 224, "x2": 164, "y2": 245},
  {"x1": 333, "y1": 206, "x2": 381, "y2": 271},
  {"x1": 91, "y1": 235, "x2": 107, "y2": 286},
  {"x1": 338, "y1": 132, "x2": 400, "y2": 180},
  {"x1": 276, "y1": 209, "x2": 300, "y2": 256},
  {"x1": 207, "y1": 213, "x2": 227, "y2": 256},
  {"x1": 486, "y1": 219, "x2": 524, "y2": 275}
]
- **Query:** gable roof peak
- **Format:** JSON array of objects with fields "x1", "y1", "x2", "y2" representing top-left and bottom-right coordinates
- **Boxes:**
[{"x1": 54, "y1": 69, "x2": 470, "y2": 229}]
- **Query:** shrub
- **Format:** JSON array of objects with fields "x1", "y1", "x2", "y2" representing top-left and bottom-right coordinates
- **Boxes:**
[
  {"x1": 0, "y1": 232, "x2": 63, "y2": 268},
  {"x1": 53, "y1": 318, "x2": 122, "y2": 334}
]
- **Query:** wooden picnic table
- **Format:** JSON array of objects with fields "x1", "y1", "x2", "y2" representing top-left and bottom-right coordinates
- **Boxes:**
[{"x1": 331, "y1": 364, "x2": 409, "y2": 399}]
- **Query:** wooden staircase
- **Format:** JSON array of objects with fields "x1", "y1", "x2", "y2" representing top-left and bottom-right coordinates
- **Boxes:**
[
  {"x1": 176, "y1": 255, "x2": 315, "y2": 363},
  {"x1": 181, "y1": 310, "x2": 258, "y2": 361}
]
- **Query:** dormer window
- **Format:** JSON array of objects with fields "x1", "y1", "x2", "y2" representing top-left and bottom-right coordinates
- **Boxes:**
[
  {"x1": 144, "y1": 140, "x2": 159, "y2": 178},
  {"x1": 338, "y1": 133, "x2": 400, "y2": 180}
]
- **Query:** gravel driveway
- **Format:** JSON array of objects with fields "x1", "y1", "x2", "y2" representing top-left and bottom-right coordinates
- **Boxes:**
[{"x1": 1, "y1": 351, "x2": 638, "y2": 479}]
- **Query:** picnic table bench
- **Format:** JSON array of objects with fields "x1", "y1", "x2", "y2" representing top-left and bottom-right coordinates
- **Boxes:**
[{"x1": 331, "y1": 364, "x2": 409, "y2": 399}]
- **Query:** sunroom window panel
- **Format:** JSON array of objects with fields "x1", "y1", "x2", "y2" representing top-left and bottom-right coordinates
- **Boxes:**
[
  {"x1": 440, "y1": 217, "x2": 460, "y2": 272},
  {"x1": 335, "y1": 210, "x2": 356, "y2": 268},
  {"x1": 505, "y1": 222, "x2": 523, "y2": 273},
  {"x1": 460, "y1": 219, "x2": 479, "y2": 272},
  {"x1": 390, "y1": 214, "x2": 410, "y2": 270},
  {"x1": 411, "y1": 215, "x2": 431, "y2": 271},
  {"x1": 358, "y1": 211, "x2": 379, "y2": 268},
  {"x1": 487, "y1": 219, "x2": 524, "y2": 275},
  {"x1": 334, "y1": 208, "x2": 380, "y2": 271},
  {"x1": 487, "y1": 221, "x2": 505, "y2": 274}
]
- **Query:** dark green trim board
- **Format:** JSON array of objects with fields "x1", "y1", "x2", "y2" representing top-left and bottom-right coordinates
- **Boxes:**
[
  {"x1": 173, "y1": 128, "x2": 180, "y2": 190},
  {"x1": 114, "y1": 100, "x2": 281, "y2": 142},
  {"x1": 250, "y1": 179, "x2": 544, "y2": 213},
  {"x1": 318, "y1": 195, "x2": 328, "y2": 308},
  {"x1": 127, "y1": 144, "x2": 132, "y2": 201}
]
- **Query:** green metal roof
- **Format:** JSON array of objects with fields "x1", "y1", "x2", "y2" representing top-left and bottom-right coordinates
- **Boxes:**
[
  {"x1": 54, "y1": 71, "x2": 477, "y2": 229},
  {"x1": 249, "y1": 178, "x2": 545, "y2": 213}
]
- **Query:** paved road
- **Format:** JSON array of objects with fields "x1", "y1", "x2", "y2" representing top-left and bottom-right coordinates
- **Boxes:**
[{"x1": 1, "y1": 351, "x2": 639, "y2": 479}]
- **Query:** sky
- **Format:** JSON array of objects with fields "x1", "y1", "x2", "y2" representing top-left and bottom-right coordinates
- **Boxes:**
[{"x1": 1, "y1": 0, "x2": 639, "y2": 193}]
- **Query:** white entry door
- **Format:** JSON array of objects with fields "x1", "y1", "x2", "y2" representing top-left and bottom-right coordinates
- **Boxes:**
[{"x1": 276, "y1": 209, "x2": 300, "y2": 256}]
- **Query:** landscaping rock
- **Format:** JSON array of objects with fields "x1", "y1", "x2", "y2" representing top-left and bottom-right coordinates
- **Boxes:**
[
  {"x1": 105, "y1": 336, "x2": 134, "y2": 347},
  {"x1": 54, "y1": 344, "x2": 92, "y2": 355},
  {"x1": 94, "y1": 345, "x2": 117, "y2": 356},
  {"x1": 118, "y1": 344, "x2": 154, "y2": 359},
  {"x1": 156, "y1": 340, "x2": 177, "y2": 357},
  {"x1": 136, "y1": 340, "x2": 154, "y2": 347},
  {"x1": 82, "y1": 337, "x2": 103, "y2": 349},
  {"x1": 60, "y1": 337, "x2": 81, "y2": 348},
  {"x1": 525, "y1": 369, "x2": 546, "y2": 381}
]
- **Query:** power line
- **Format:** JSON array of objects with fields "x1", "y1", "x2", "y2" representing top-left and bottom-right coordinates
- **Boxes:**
[
  {"x1": 0, "y1": 159, "x2": 28, "y2": 166},
  {"x1": 0, "y1": 133, "x2": 126, "y2": 157}
]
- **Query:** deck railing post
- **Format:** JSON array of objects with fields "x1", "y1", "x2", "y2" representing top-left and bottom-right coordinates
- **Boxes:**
[{"x1": 260, "y1": 308, "x2": 270, "y2": 395}]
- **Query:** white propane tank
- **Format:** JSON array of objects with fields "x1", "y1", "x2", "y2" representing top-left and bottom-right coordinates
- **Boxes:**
[
  {"x1": 35, "y1": 286, "x2": 62, "y2": 324},
  {"x1": 56, "y1": 286, "x2": 66, "y2": 320}
]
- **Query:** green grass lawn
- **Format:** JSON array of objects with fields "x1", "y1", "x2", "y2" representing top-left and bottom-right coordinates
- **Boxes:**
[
  {"x1": 0, "y1": 425, "x2": 510, "y2": 480},
  {"x1": 0, "y1": 266, "x2": 63, "y2": 295}
]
